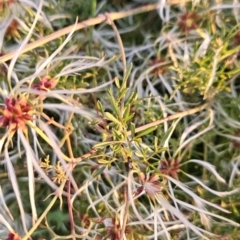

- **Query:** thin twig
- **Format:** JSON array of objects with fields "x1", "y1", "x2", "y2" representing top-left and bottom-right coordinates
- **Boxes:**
[
  {"x1": 120, "y1": 183, "x2": 130, "y2": 240},
  {"x1": 67, "y1": 179, "x2": 76, "y2": 240},
  {"x1": 105, "y1": 13, "x2": 127, "y2": 74}
]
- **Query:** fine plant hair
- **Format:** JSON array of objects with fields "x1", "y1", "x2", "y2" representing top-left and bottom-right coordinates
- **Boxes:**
[{"x1": 0, "y1": 0, "x2": 240, "y2": 240}]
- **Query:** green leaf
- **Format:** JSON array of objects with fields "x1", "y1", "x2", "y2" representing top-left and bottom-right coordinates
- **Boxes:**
[
  {"x1": 97, "y1": 100, "x2": 104, "y2": 115},
  {"x1": 98, "y1": 159, "x2": 110, "y2": 164},
  {"x1": 125, "y1": 112, "x2": 135, "y2": 122},
  {"x1": 112, "y1": 129, "x2": 124, "y2": 140},
  {"x1": 105, "y1": 112, "x2": 121, "y2": 125},
  {"x1": 120, "y1": 63, "x2": 132, "y2": 90},
  {"x1": 130, "y1": 123, "x2": 135, "y2": 137},
  {"x1": 135, "y1": 151, "x2": 144, "y2": 157},
  {"x1": 102, "y1": 132, "x2": 108, "y2": 141},
  {"x1": 125, "y1": 91, "x2": 138, "y2": 105},
  {"x1": 111, "y1": 144, "x2": 122, "y2": 153},
  {"x1": 94, "y1": 140, "x2": 123, "y2": 148},
  {"x1": 154, "y1": 136, "x2": 158, "y2": 151},
  {"x1": 219, "y1": 45, "x2": 240, "y2": 61},
  {"x1": 118, "y1": 87, "x2": 129, "y2": 100},
  {"x1": 123, "y1": 104, "x2": 131, "y2": 120},
  {"x1": 156, "y1": 147, "x2": 168, "y2": 154},
  {"x1": 92, "y1": 166, "x2": 106, "y2": 178},
  {"x1": 135, "y1": 126, "x2": 156, "y2": 138},
  {"x1": 160, "y1": 126, "x2": 173, "y2": 146},
  {"x1": 107, "y1": 89, "x2": 120, "y2": 116},
  {"x1": 115, "y1": 77, "x2": 120, "y2": 88},
  {"x1": 133, "y1": 137, "x2": 142, "y2": 143}
]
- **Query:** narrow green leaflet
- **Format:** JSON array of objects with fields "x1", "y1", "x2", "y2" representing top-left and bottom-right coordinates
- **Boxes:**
[
  {"x1": 130, "y1": 122, "x2": 135, "y2": 137},
  {"x1": 125, "y1": 91, "x2": 138, "y2": 106},
  {"x1": 92, "y1": 166, "x2": 106, "y2": 179},
  {"x1": 97, "y1": 100, "x2": 105, "y2": 114},
  {"x1": 160, "y1": 126, "x2": 173, "y2": 146},
  {"x1": 123, "y1": 104, "x2": 131, "y2": 120},
  {"x1": 115, "y1": 77, "x2": 120, "y2": 88},
  {"x1": 118, "y1": 87, "x2": 129, "y2": 101},
  {"x1": 94, "y1": 140, "x2": 123, "y2": 148},
  {"x1": 107, "y1": 89, "x2": 120, "y2": 116},
  {"x1": 135, "y1": 126, "x2": 157, "y2": 138},
  {"x1": 105, "y1": 112, "x2": 121, "y2": 125},
  {"x1": 120, "y1": 63, "x2": 132, "y2": 91}
]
